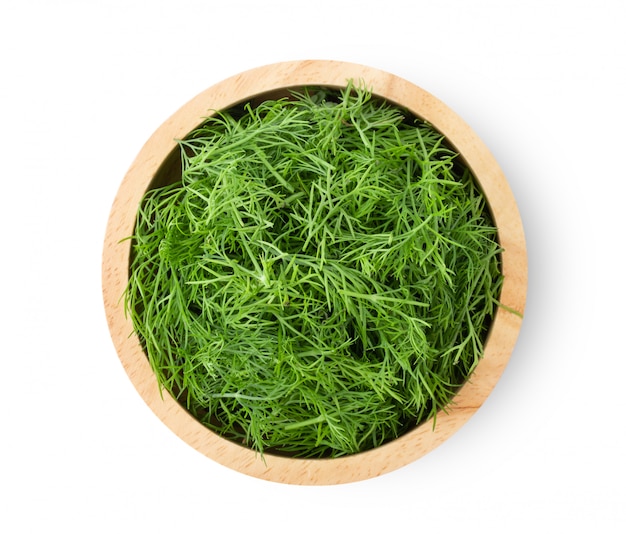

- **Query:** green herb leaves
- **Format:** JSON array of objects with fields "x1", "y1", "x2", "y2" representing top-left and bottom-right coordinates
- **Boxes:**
[{"x1": 125, "y1": 83, "x2": 503, "y2": 458}]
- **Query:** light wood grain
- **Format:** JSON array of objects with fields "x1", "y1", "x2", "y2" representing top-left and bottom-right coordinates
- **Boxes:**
[{"x1": 102, "y1": 60, "x2": 527, "y2": 485}]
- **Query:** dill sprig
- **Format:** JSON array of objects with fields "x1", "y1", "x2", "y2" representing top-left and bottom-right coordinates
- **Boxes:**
[{"x1": 125, "y1": 83, "x2": 503, "y2": 458}]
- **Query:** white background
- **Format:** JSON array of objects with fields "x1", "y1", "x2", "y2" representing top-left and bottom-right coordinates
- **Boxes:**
[{"x1": 1, "y1": 0, "x2": 624, "y2": 532}]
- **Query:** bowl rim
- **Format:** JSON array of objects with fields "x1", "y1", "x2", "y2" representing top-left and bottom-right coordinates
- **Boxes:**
[{"x1": 102, "y1": 59, "x2": 527, "y2": 485}]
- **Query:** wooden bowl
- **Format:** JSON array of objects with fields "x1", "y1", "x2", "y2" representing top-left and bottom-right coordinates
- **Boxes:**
[{"x1": 102, "y1": 60, "x2": 527, "y2": 485}]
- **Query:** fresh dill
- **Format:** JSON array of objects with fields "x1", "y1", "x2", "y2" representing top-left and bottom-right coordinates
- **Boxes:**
[{"x1": 125, "y1": 83, "x2": 503, "y2": 458}]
